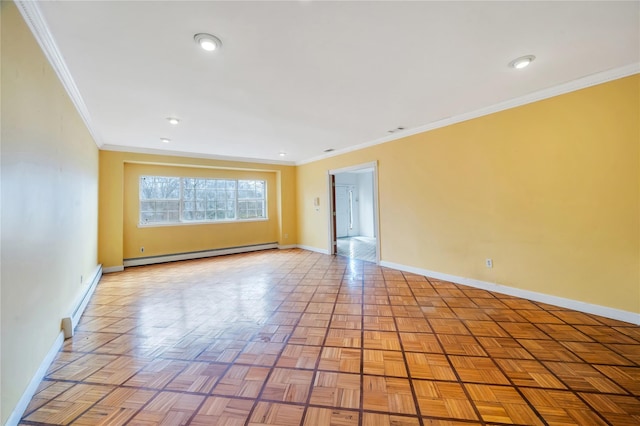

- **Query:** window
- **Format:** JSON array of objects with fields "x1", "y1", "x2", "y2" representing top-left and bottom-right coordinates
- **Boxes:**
[
  {"x1": 140, "y1": 176, "x2": 181, "y2": 223},
  {"x1": 238, "y1": 180, "x2": 266, "y2": 219},
  {"x1": 140, "y1": 176, "x2": 267, "y2": 225}
]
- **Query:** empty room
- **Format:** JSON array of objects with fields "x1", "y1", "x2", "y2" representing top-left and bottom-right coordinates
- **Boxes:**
[{"x1": 2, "y1": 1, "x2": 639, "y2": 425}]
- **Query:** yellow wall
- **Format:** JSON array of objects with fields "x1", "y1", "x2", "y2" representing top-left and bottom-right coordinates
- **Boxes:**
[
  {"x1": 1, "y1": 2, "x2": 100, "y2": 423},
  {"x1": 3, "y1": 1, "x2": 638, "y2": 421},
  {"x1": 297, "y1": 75, "x2": 640, "y2": 314},
  {"x1": 99, "y1": 151, "x2": 297, "y2": 268},
  {"x1": 123, "y1": 163, "x2": 278, "y2": 258}
]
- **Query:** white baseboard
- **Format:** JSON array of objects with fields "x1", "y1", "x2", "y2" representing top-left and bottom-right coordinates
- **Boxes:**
[
  {"x1": 123, "y1": 243, "x2": 278, "y2": 267},
  {"x1": 6, "y1": 264, "x2": 103, "y2": 424},
  {"x1": 380, "y1": 260, "x2": 640, "y2": 325},
  {"x1": 62, "y1": 264, "x2": 102, "y2": 338},
  {"x1": 5, "y1": 332, "x2": 65, "y2": 426},
  {"x1": 102, "y1": 265, "x2": 124, "y2": 273},
  {"x1": 297, "y1": 245, "x2": 330, "y2": 255},
  {"x1": 277, "y1": 244, "x2": 297, "y2": 250}
]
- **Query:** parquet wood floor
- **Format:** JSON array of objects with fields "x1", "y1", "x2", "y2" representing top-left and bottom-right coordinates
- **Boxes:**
[{"x1": 20, "y1": 249, "x2": 640, "y2": 425}]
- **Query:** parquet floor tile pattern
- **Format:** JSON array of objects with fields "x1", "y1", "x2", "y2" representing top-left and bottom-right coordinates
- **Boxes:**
[{"x1": 20, "y1": 249, "x2": 640, "y2": 425}]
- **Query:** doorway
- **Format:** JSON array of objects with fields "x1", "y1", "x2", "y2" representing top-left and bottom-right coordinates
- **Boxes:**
[{"x1": 328, "y1": 162, "x2": 379, "y2": 263}]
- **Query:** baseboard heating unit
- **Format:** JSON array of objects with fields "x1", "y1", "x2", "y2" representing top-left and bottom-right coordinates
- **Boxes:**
[{"x1": 123, "y1": 242, "x2": 279, "y2": 267}]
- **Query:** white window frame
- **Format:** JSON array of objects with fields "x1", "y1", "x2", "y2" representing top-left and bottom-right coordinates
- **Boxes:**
[{"x1": 139, "y1": 176, "x2": 268, "y2": 226}]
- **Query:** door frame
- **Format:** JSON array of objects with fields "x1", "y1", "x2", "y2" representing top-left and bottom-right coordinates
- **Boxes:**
[{"x1": 327, "y1": 161, "x2": 380, "y2": 264}]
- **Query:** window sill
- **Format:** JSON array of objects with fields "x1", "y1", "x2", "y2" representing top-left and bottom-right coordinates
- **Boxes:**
[{"x1": 138, "y1": 218, "x2": 269, "y2": 228}]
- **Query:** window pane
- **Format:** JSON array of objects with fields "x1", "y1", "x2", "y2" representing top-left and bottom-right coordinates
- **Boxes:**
[
  {"x1": 139, "y1": 176, "x2": 180, "y2": 223},
  {"x1": 141, "y1": 211, "x2": 154, "y2": 223},
  {"x1": 140, "y1": 177, "x2": 152, "y2": 199},
  {"x1": 141, "y1": 176, "x2": 266, "y2": 224},
  {"x1": 141, "y1": 176, "x2": 179, "y2": 200},
  {"x1": 158, "y1": 179, "x2": 180, "y2": 198},
  {"x1": 140, "y1": 201, "x2": 155, "y2": 212}
]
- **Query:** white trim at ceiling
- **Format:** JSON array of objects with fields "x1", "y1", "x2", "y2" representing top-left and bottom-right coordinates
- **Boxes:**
[
  {"x1": 16, "y1": 0, "x2": 103, "y2": 148},
  {"x1": 297, "y1": 62, "x2": 640, "y2": 166},
  {"x1": 101, "y1": 144, "x2": 296, "y2": 166},
  {"x1": 17, "y1": 0, "x2": 638, "y2": 165}
]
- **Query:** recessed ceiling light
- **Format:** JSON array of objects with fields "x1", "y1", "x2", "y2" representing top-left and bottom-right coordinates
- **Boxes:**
[
  {"x1": 509, "y1": 55, "x2": 536, "y2": 69},
  {"x1": 279, "y1": 152, "x2": 286, "y2": 157},
  {"x1": 194, "y1": 33, "x2": 222, "y2": 52},
  {"x1": 160, "y1": 138, "x2": 171, "y2": 143},
  {"x1": 167, "y1": 117, "x2": 180, "y2": 125}
]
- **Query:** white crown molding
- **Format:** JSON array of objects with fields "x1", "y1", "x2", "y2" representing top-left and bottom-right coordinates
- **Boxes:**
[
  {"x1": 297, "y1": 63, "x2": 640, "y2": 166},
  {"x1": 14, "y1": 0, "x2": 638, "y2": 166},
  {"x1": 16, "y1": 1, "x2": 103, "y2": 148},
  {"x1": 380, "y1": 260, "x2": 640, "y2": 325},
  {"x1": 101, "y1": 144, "x2": 296, "y2": 167}
]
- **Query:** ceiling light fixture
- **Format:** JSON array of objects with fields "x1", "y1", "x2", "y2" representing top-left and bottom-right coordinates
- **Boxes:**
[
  {"x1": 160, "y1": 138, "x2": 171, "y2": 143},
  {"x1": 279, "y1": 152, "x2": 286, "y2": 157},
  {"x1": 509, "y1": 55, "x2": 536, "y2": 69},
  {"x1": 167, "y1": 117, "x2": 180, "y2": 125},
  {"x1": 194, "y1": 33, "x2": 222, "y2": 52}
]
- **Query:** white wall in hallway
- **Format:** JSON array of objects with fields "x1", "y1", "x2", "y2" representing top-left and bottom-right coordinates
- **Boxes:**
[
  {"x1": 335, "y1": 174, "x2": 359, "y2": 237},
  {"x1": 335, "y1": 171, "x2": 375, "y2": 238},
  {"x1": 357, "y1": 172, "x2": 375, "y2": 237},
  {"x1": 334, "y1": 173, "x2": 358, "y2": 185}
]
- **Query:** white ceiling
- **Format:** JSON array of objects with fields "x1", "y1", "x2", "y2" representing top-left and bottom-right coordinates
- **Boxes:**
[{"x1": 27, "y1": 1, "x2": 640, "y2": 164}]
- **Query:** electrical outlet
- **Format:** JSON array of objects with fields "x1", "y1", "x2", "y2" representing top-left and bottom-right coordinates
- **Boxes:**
[
  {"x1": 140, "y1": 247, "x2": 145, "y2": 253},
  {"x1": 284, "y1": 233, "x2": 288, "y2": 239},
  {"x1": 485, "y1": 258, "x2": 493, "y2": 268}
]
